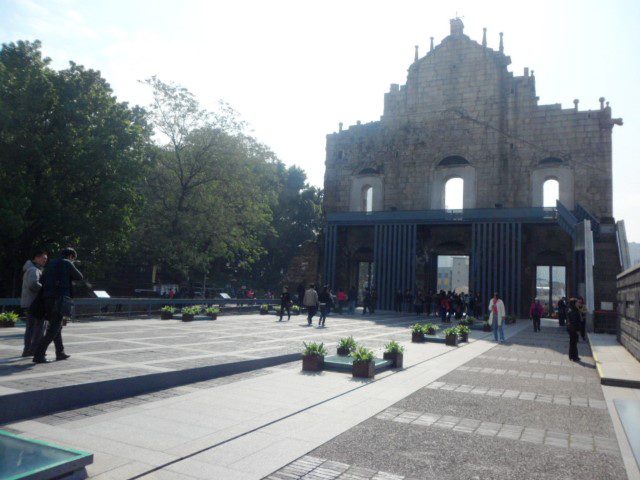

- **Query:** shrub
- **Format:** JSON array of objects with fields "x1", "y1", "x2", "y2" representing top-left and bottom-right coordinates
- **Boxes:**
[
  {"x1": 443, "y1": 327, "x2": 459, "y2": 336},
  {"x1": 459, "y1": 316, "x2": 475, "y2": 326},
  {"x1": 457, "y1": 325, "x2": 470, "y2": 334},
  {"x1": 411, "y1": 323, "x2": 424, "y2": 334},
  {"x1": 291, "y1": 305, "x2": 301, "y2": 313},
  {"x1": 352, "y1": 346, "x2": 375, "y2": 362},
  {"x1": 260, "y1": 304, "x2": 270, "y2": 312},
  {"x1": 0, "y1": 312, "x2": 19, "y2": 324},
  {"x1": 384, "y1": 340, "x2": 405, "y2": 354},
  {"x1": 338, "y1": 336, "x2": 358, "y2": 352},
  {"x1": 422, "y1": 323, "x2": 439, "y2": 335},
  {"x1": 161, "y1": 306, "x2": 176, "y2": 313},
  {"x1": 205, "y1": 306, "x2": 220, "y2": 314},
  {"x1": 181, "y1": 306, "x2": 201, "y2": 315},
  {"x1": 303, "y1": 341, "x2": 327, "y2": 356}
]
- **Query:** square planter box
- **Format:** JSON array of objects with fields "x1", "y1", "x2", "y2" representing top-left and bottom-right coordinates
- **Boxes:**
[
  {"x1": 0, "y1": 321, "x2": 15, "y2": 328},
  {"x1": 459, "y1": 332, "x2": 469, "y2": 342},
  {"x1": 260, "y1": 310, "x2": 269, "y2": 315},
  {"x1": 182, "y1": 314, "x2": 195, "y2": 322},
  {"x1": 302, "y1": 354, "x2": 324, "y2": 372},
  {"x1": 352, "y1": 360, "x2": 375, "y2": 378},
  {"x1": 207, "y1": 313, "x2": 218, "y2": 320},
  {"x1": 160, "y1": 312, "x2": 174, "y2": 320},
  {"x1": 483, "y1": 324, "x2": 492, "y2": 332},
  {"x1": 337, "y1": 346, "x2": 351, "y2": 356},
  {"x1": 411, "y1": 332, "x2": 425, "y2": 343},
  {"x1": 445, "y1": 334, "x2": 459, "y2": 346},
  {"x1": 383, "y1": 351, "x2": 403, "y2": 369}
]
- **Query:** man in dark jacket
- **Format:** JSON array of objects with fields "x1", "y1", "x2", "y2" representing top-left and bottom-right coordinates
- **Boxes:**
[
  {"x1": 33, "y1": 247, "x2": 83, "y2": 363},
  {"x1": 567, "y1": 298, "x2": 582, "y2": 362}
]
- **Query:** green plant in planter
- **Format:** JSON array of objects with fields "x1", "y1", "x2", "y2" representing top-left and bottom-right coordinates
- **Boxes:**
[
  {"x1": 291, "y1": 305, "x2": 301, "y2": 314},
  {"x1": 274, "y1": 306, "x2": 283, "y2": 314},
  {"x1": 205, "y1": 306, "x2": 220, "y2": 314},
  {"x1": 161, "y1": 306, "x2": 176, "y2": 313},
  {"x1": 422, "y1": 323, "x2": 439, "y2": 335},
  {"x1": 303, "y1": 341, "x2": 328, "y2": 356},
  {"x1": 383, "y1": 340, "x2": 405, "y2": 368},
  {"x1": 337, "y1": 336, "x2": 358, "y2": 355},
  {"x1": 457, "y1": 325, "x2": 470, "y2": 334},
  {"x1": 459, "y1": 316, "x2": 475, "y2": 326},
  {"x1": 181, "y1": 306, "x2": 201, "y2": 315},
  {"x1": 352, "y1": 346, "x2": 376, "y2": 378},
  {"x1": 351, "y1": 346, "x2": 375, "y2": 362},
  {"x1": 260, "y1": 304, "x2": 270, "y2": 312},
  {"x1": 0, "y1": 312, "x2": 19, "y2": 326},
  {"x1": 411, "y1": 323, "x2": 424, "y2": 333},
  {"x1": 443, "y1": 327, "x2": 459, "y2": 336},
  {"x1": 384, "y1": 340, "x2": 405, "y2": 354},
  {"x1": 302, "y1": 341, "x2": 327, "y2": 372}
]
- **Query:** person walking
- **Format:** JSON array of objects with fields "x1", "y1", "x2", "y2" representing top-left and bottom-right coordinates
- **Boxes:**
[
  {"x1": 303, "y1": 284, "x2": 319, "y2": 326},
  {"x1": 529, "y1": 298, "x2": 543, "y2": 332},
  {"x1": 318, "y1": 285, "x2": 333, "y2": 327},
  {"x1": 296, "y1": 284, "x2": 306, "y2": 307},
  {"x1": 33, "y1": 247, "x2": 83, "y2": 363},
  {"x1": 394, "y1": 290, "x2": 403, "y2": 313},
  {"x1": 20, "y1": 249, "x2": 48, "y2": 357},
  {"x1": 279, "y1": 286, "x2": 292, "y2": 321},
  {"x1": 558, "y1": 297, "x2": 568, "y2": 327},
  {"x1": 488, "y1": 292, "x2": 506, "y2": 343},
  {"x1": 347, "y1": 286, "x2": 357, "y2": 314},
  {"x1": 414, "y1": 291, "x2": 424, "y2": 316},
  {"x1": 567, "y1": 298, "x2": 582, "y2": 362},
  {"x1": 362, "y1": 288, "x2": 373, "y2": 315}
]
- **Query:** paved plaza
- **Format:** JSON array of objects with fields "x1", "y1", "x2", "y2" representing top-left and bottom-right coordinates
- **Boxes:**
[{"x1": 1, "y1": 313, "x2": 638, "y2": 479}]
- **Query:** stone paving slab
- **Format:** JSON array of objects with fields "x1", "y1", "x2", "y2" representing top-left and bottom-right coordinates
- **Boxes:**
[
  {"x1": 0, "y1": 313, "x2": 416, "y2": 397},
  {"x1": 282, "y1": 320, "x2": 627, "y2": 480},
  {"x1": 589, "y1": 333, "x2": 640, "y2": 388}
]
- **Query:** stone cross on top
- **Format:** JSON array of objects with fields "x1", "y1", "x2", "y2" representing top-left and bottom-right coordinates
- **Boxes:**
[{"x1": 450, "y1": 17, "x2": 464, "y2": 36}]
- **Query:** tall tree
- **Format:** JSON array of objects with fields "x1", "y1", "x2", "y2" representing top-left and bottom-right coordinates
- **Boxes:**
[
  {"x1": 243, "y1": 165, "x2": 323, "y2": 288},
  {"x1": 132, "y1": 78, "x2": 279, "y2": 283},
  {"x1": 0, "y1": 41, "x2": 150, "y2": 295}
]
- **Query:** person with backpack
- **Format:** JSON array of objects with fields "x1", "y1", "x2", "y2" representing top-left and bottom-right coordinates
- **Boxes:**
[
  {"x1": 318, "y1": 285, "x2": 333, "y2": 327},
  {"x1": 279, "y1": 286, "x2": 292, "y2": 321},
  {"x1": 32, "y1": 247, "x2": 83, "y2": 363},
  {"x1": 20, "y1": 249, "x2": 48, "y2": 357},
  {"x1": 303, "y1": 284, "x2": 319, "y2": 325},
  {"x1": 529, "y1": 298, "x2": 543, "y2": 332}
]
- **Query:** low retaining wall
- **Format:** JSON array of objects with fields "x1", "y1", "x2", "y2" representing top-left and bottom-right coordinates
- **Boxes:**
[
  {"x1": 0, "y1": 353, "x2": 299, "y2": 425},
  {"x1": 617, "y1": 264, "x2": 640, "y2": 361}
]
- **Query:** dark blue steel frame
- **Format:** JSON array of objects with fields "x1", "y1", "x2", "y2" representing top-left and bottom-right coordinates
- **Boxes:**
[{"x1": 323, "y1": 206, "x2": 573, "y2": 314}]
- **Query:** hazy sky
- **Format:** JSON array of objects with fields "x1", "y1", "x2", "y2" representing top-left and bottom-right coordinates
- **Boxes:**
[{"x1": 2, "y1": 0, "x2": 639, "y2": 240}]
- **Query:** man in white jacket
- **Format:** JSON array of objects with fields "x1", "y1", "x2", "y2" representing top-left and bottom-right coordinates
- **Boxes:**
[{"x1": 488, "y1": 292, "x2": 506, "y2": 343}]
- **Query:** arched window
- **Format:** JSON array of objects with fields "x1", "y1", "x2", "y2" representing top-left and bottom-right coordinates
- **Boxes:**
[
  {"x1": 444, "y1": 177, "x2": 464, "y2": 209},
  {"x1": 361, "y1": 185, "x2": 373, "y2": 212},
  {"x1": 543, "y1": 178, "x2": 559, "y2": 207}
]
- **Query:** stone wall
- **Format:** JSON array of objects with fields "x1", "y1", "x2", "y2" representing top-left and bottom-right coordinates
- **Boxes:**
[
  {"x1": 617, "y1": 264, "x2": 640, "y2": 361},
  {"x1": 324, "y1": 20, "x2": 618, "y2": 219}
]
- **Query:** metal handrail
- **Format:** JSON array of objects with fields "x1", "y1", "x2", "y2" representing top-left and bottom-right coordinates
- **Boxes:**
[{"x1": 0, "y1": 297, "x2": 284, "y2": 318}]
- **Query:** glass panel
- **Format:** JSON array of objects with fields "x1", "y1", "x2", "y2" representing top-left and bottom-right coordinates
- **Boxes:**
[
  {"x1": 543, "y1": 179, "x2": 559, "y2": 207},
  {"x1": 0, "y1": 431, "x2": 87, "y2": 479},
  {"x1": 536, "y1": 265, "x2": 550, "y2": 314},
  {"x1": 437, "y1": 256, "x2": 469, "y2": 293},
  {"x1": 551, "y1": 266, "x2": 566, "y2": 314}
]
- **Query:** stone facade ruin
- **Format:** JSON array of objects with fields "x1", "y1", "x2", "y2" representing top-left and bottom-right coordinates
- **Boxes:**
[{"x1": 321, "y1": 18, "x2": 626, "y2": 318}]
